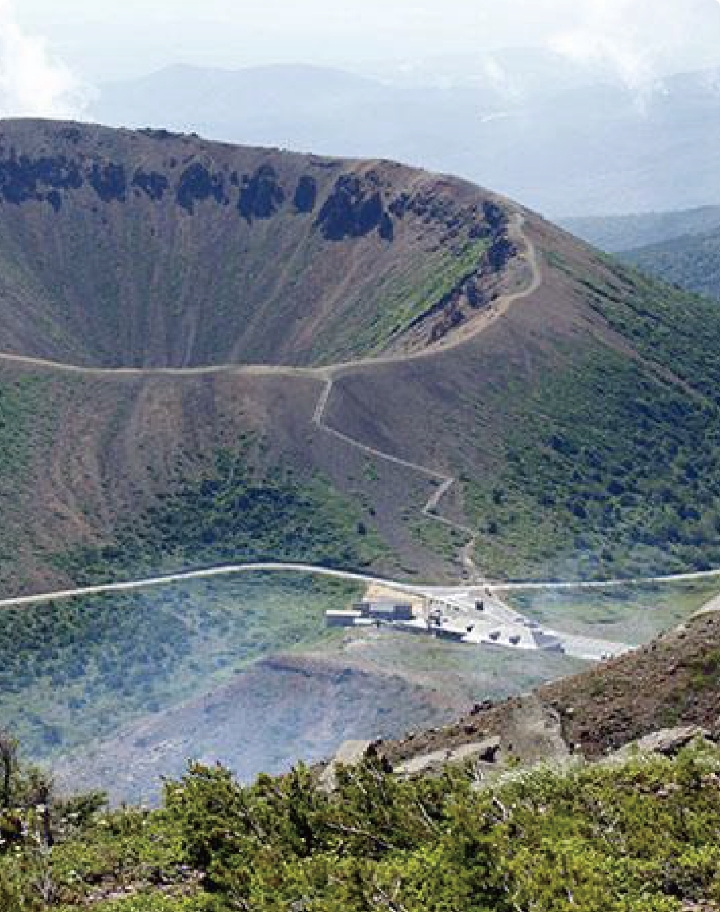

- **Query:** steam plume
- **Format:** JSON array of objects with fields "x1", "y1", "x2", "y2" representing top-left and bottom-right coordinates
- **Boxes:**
[{"x1": 0, "y1": 0, "x2": 91, "y2": 119}]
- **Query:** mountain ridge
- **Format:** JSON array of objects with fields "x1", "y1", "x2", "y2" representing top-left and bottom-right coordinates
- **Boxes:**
[
  {"x1": 0, "y1": 118, "x2": 515, "y2": 369},
  {"x1": 4, "y1": 121, "x2": 720, "y2": 600}
]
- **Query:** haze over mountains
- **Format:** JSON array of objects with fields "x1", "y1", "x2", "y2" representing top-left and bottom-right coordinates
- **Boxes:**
[
  {"x1": 563, "y1": 204, "x2": 720, "y2": 302},
  {"x1": 563, "y1": 205, "x2": 720, "y2": 253},
  {"x1": 89, "y1": 57, "x2": 720, "y2": 217}
]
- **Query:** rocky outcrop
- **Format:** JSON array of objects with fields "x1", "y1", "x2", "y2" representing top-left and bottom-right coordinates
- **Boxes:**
[
  {"x1": 316, "y1": 174, "x2": 394, "y2": 241},
  {"x1": 88, "y1": 161, "x2": 127, "y2": 203},
  {"x1": 132, "y1": 169, "x2": 169, "y2": 201},
  {"x1": 482, "y1": 200, "x2": 508, "y2": 235},
  {"x1": 293, "y1": 175, "x2": 317, "y2": 214},
  {"x1": 0, "y1": 153, "x2": 83, "y2": 206},
  {"x1": 238, "y1": 165, "x2": 285, "y2": 221},
  {"x1": 176, "y1": 163, "x2": 226, "y2": 213},
  {"x1": 486, "y1": 235, "x2": 518, "y2": 272},
  {"x1": 615, "y1": 726, "x2": 715, "y2": 758}
]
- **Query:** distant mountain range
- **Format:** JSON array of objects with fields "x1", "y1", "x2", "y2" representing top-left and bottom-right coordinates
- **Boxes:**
[
  {"x1": 89, "y1": 60, "x2": 720, "y2": 217},
  {"x1": 562, "y1": 205, "x2": 720, "y2": 253},
  {"x1": 563, "y1": 204, "x2": 720, "y2": 303}
]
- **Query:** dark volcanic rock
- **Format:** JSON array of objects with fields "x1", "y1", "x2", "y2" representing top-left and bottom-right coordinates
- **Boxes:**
[
  {"x1": 46, "y1": 190, "x2": 62, "y2": 212},
  {"x1": 487, "y1": 236, "x2": 518, "y2": 271},
  {"x1": 139, "y1": 128, "x2": 181, "y2": 141},
  {"x1": 88, "y1": 162, "x2": 127, "y2": 203},
  {"x1": 176, "y1": 163, "x2": 225, "y2": 213},
  {"x1": 239, "y1": 164, "x2": 285, "y2": 221},
  {"x1": 293, "y1": 175, "x2": 317, "y2": 214},
  {"x1": 379, "y1": 211, "x2": 394, "y2": 241},
  {"x1": 0, "y1": 153, "x2": 84, "y2": 204},
  {"x1": 389, "y1": 192, "x2": 410, "y2": 219},
  {"x1": 132, "y1": 169, "x2": 169, "y2": 201},
  {"x1": 316, "y1": 174, "x2": 393, "y2": 241},
  {"x1": 483, "y1": 200, "x2": 508, "y2": 234}
]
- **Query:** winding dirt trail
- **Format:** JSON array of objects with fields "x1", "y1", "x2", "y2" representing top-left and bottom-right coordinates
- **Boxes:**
[
  {"x1": 308, "y1": 213, "x2": 541, "y2": 579},
  {"x1": 0, "y1": 213, "x2": 538, "y2": 380},
  {"x1": 0, "y1": 212, "x2": 541, "y2": 584}
]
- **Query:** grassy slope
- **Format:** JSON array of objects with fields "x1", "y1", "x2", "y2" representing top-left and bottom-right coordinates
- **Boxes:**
[
  {"x1": 0, "y1": 367, "x2": 416, "y2": 596},
  {"x1": 459, "y1": 239, "x2": 720, "y2": 580}
]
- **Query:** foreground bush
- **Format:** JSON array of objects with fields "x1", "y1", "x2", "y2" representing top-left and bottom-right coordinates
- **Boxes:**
[{"x1": 3, "y1": 741, "x2": 720, "y2": 910}]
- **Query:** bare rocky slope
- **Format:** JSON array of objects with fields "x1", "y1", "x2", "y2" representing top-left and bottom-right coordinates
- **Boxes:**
[
  {"x1": 3, "y1": 120, "x2": 720, "y2": 595},
  {"x1": 0, "y1": 119, "x2": 511, "y2": 368},
  {"x1": 383, "y1": 603, "x2": 720, "y2": 770}
]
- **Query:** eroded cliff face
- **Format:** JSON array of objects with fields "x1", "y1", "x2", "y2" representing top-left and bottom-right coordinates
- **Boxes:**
[
  {"x1": 0, "y1": 139, "x2": 405, "y2": 243},
  {"x1": 0, "y1": 120, "x2": 516, "y2": 369}
]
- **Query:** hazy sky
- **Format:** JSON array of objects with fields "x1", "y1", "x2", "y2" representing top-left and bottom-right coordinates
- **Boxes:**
[{"x1": 4, "y1": 0, "x2": 720, "y2": 116}]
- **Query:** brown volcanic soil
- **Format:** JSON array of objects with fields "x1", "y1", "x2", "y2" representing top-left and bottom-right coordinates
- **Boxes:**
[
  {"x1": 383, "y1": 606, "x2": 720, "y2": 766},
  {"x1": 3, "y1": 181, "x2": 720, "y2": 594},
  {"x1": 3, "y1": 121, "x2": 720, "y2": 595},
  {"x1": 0, "y1": 119, "x2": 509, "y2": 368},
  {"x1": 1, "y1": 365, "x2": 448, "y2": 595}
]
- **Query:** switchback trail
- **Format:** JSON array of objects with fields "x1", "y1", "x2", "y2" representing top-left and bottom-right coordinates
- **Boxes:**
[
  {"x1": 0, "y1": 212, "x2": 541, "y2": 582},
  {"x1": 309, "y1": 212, "x2": 541, "y2": 580}
]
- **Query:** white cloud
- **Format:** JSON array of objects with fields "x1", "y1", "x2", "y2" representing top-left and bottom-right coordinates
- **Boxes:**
[
  {"x1": 0, "y1": 0, "x2": 92, "y2": 118},
  {"x1": 8, "y1": 0, "x2": 720, "y2": 87},
  {"x1": 544, "y1": 0, "x2": 720, "y2": 89}
]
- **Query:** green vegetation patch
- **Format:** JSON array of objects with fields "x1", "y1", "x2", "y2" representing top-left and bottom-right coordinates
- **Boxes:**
[
  {"x1": 53, "y1": 448, "x2": 389, "y2": 585},
  {"x1": 409, "y1": 515, "x2": 470, "y2": 564},
  {"x1": 465, "y1": 343, "x2": 720, "y2": 581},
  {"x1": 507, "y1": 580, "x2": 720, "y2": 645},
  {"x1": 4, "y1": 741, "x2": 720, "y2": 909},
  {"x1": 310, "y1": 238, "x2": 489, "y2": 362},
  {"x1": 0, "y1": 374, "x2": 53, "y2": 481},
  {"x1": 361, "y1": 239, "x2": 490, "y2": 355},
  {"x1": 0, "y1": 573, "x2": 361, "y2": 760},
  {"x1": 0, "y1": 373, "x2": 58, "y2": 591},
  {"x1": 582, "y1": 257, "x2": 720, "y2": 404}
]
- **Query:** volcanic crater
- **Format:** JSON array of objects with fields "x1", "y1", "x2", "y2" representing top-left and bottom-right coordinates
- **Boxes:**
[{"x1": 0, "y1": 119, "x2": 514, "y2": 370}]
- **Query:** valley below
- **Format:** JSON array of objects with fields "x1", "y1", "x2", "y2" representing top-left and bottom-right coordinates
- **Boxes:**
[{"x1": 0, "y1": 565, "x2": 715, "y2": 804}]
